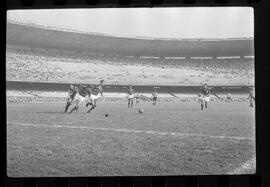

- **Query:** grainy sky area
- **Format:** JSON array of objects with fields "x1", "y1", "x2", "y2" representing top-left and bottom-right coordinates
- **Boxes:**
[{"x1": 7, "y1": 7, "x2": 254, "y2": 39}]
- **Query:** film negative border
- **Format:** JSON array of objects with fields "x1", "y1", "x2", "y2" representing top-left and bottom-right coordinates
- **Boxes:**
[
  {"x1": 6, "y1": 0, "x2": 261, "y2": 9},
  {"x1": 3, "y1": 176, "x2": 265, "y2": 187},
  {"x1": 2, "y1": 0, "x2": 270, "y2": 187}
]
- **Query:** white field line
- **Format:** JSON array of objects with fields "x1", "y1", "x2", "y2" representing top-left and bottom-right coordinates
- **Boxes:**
[
  {"x1": 7, "y1": 121, "x2": 255, "y2": 141},
  {"x1": 227, "y1": 156, "x2": 256, "y2": 174}
]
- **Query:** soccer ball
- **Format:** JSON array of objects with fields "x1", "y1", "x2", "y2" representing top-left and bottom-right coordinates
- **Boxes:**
[{"x1": 138, "y1": 108, "x2": 143, "y2": 114}]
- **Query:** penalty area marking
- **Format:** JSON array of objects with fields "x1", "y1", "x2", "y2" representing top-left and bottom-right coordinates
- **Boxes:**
[{"x1": 7, "y1": 121, "x2": 255, "y2": 141}]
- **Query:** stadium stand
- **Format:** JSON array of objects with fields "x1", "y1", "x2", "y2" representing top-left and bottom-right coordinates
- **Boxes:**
[
  {"x1": 6, "y1": 21, "x2": 254, "y2": 86},
  {"x1": 6, "y1": 47, "x2": 254, "y2": 86}
]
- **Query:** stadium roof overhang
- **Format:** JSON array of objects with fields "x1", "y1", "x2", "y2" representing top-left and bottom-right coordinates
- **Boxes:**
[{"x1": 6, "y1": 22, "x2": 254, "y2": 57}]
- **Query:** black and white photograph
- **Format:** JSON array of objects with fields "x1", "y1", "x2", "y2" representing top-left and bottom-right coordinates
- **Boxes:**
[{"x1": 6, "y1": 7, "x2": 255, "y2": 176}]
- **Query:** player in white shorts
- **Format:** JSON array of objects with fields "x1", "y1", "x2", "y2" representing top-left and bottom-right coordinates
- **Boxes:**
[
  {"x1": 68, "y1": 85, "x2": 88, "y2": 114},
  {"x1": 64, "y1": 84, "x2": 78, "y2": 113},
  {"x1": 199, "y1": 84, "x2": 220, "y2": 110},
  {"x1": 85, "y1": 81, "x2": 104, "y2": 113},
  {"x1": 127, "y1": 85, "x2": 135, "y2": 108}
]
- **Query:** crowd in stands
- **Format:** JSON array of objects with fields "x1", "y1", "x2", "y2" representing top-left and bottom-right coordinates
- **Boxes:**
[
  {"x1": 6, "y1": 47, "x2": 254, "y2": 83},
  {"x1": 6, "y1": 48, "x2": 68, "y2": 81},
  {"x1": 7, "y1": 95, "x2": 249, "y2": 104}
]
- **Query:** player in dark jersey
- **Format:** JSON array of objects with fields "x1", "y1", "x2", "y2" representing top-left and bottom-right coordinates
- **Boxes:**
[
  {"x1": 85, "y1": 81, "x2": 104, "y2": 113},
  {"x1": 198, "y1": 84, "x2": 220, "y2": 110},
  {"x1": 127, "y1": 85, "x2": 135, "y2": 108},
  {"x1": 68, "y1": 85, "x2": 88, "y2": 114},
  {"x1": 247, "y1": 88, "x2": 255, "y2": 107},
  {"x1": 152, "y1": 89, "x2": 158, "y2": 106},
  {"x1": 64, "y1": 84, "x2": 78, "y2": 113}
]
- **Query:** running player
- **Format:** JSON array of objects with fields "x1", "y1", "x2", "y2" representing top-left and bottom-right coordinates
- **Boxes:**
[
  {"x1": 152, "y1": 89, "x2": 158, "y2": 106},
  {"x1": 85, "y1": 81, "x2": 104, "y2": 113},
  {"x1": 199, "y1": 84, "x2": 220, "y2": 110},
  {"x1": 68, "y1": 85, "x2": 88, "y2": 114},
  {"x1": 64, "y1": 84, "x2": 78, "y2": 113},
  {"x1": 247, "y1": 87, "x2": 255, "y2": 107},
  {"x1": 127, "y1": 85, "x2": 135, "y2": 108}
]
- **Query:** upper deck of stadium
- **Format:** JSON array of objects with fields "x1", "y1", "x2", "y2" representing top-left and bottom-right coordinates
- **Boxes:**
[{"x1": 6, "y1": 20, "x2": 254, "y2": 57}]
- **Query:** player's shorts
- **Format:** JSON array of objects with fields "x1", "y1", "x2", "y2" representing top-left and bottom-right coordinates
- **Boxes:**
[
  {"x1": 204, "y1": 96, "x2": 210, "y2": 102},
  {"x1": 200, "y1": 96, "x2": 210, "y2": 102},
  {"x1": 153, "y1": 97, "x2": 157, "y2": 101},
  {"x1": 73, "y1": 93, "x2": 86, "y2": 103},
  {"x1": 127, "y1": 94, "x2": 135, "y2": 99},
  {"x1": 88, "y1": 93, "x2": 101, "y2": 102}
]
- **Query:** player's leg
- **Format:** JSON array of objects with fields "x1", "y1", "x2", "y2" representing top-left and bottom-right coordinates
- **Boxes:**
[
  {"x1": 75, "y1": 97, "x2": 84, "y2": 112},
  {"x1": 201, "y1": 100, "x2": 204, "y2": 110},
  {"x1": 131, "y1": 98, "x2": 133, "y2": 108},
  {"x1": 86, "y1": 98, "x2": 93, "y2": 113},
  {"x1": 87, "y1": 99, "x2": 97, "y2": 113},
  {"x1": 86, "y1": 101, "x2": 93, "y2": 107},
  {"x1": 250, "y1": 98, "x2": 254, "y2": 107},
  {"x1": 86, "y1": 95, "x2": 93, "y2": 107},
  {"x1": 64, "y1": 98, "x2": 71, "y2": 112},
  {"x1": 136, "y1": 95, "x2": 139, "y2": 104},
  {"x1": 199, "y1": 96, "x2": 203, "y2": 110},
  {"x1": 128, "y1": 98, "x2": 130, "y2": 108},
  {"x1": 69, "y1": 94, "x2": 85, "y2": 113},
  {"x1": 68, "y1": 99, "x2": 79, "y2": 114},
  {"x1": 205, "y1": 96, "x2": 210, "y2": 108}
]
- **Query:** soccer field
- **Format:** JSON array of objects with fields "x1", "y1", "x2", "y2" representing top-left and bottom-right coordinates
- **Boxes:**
[{"x1": 6, "y1": 101, "x2": 256, "y2": 177}]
